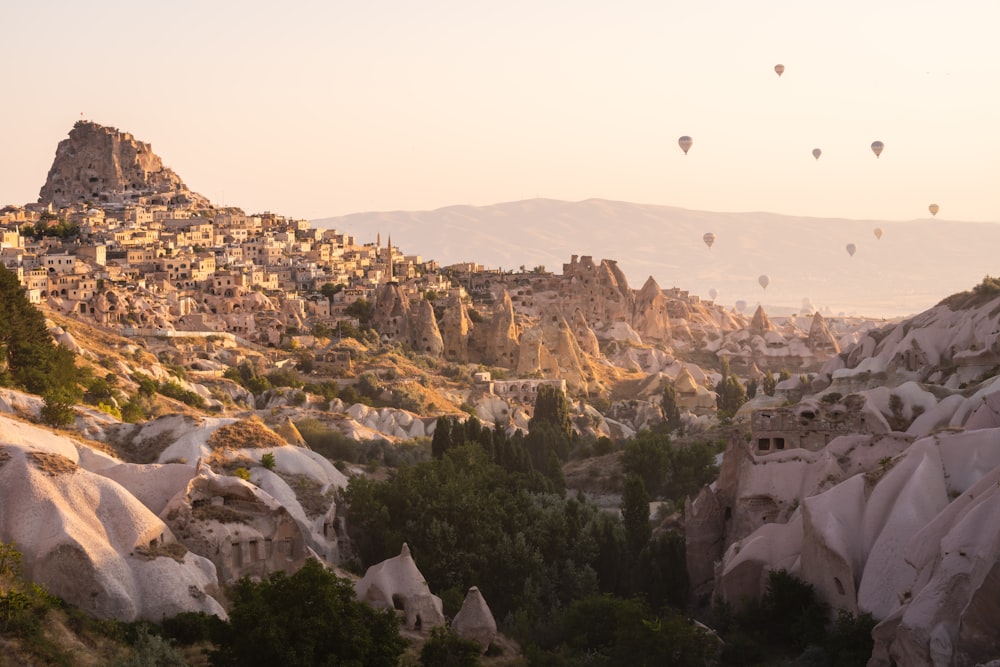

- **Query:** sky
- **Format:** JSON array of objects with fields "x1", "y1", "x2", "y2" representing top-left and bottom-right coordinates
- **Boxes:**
[{"x1": 3, "y1": 0, "x2": 1000, "y2": 224}]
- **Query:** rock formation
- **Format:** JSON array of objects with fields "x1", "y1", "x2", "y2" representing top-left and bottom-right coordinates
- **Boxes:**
[
  {"x1": 38, "y1": 121, "x2": 208, "y2": 208},
  {"x1": 410, "y1": 298, "x2": 444, "y2": 358},
  {"x1": 807, "y1": 312, "x2": 839, "y2": 353},
  {"x1": 632, "y1": 276, "x2": 672, "y2": 343},
  {"x1": 451, "y1": 586, "x2": 497, "y2": 652},
  {"x1": 476, "y1": 290, "x2": 520, "y2": 368},
  {"x1": 439, "y1": 294, "x2": 473, "y2": 362},
  {"x1": 0, "y1": 416, "x2": 224, "y2": 622},
  {"x1": 370, "y1": 283, "x2": 412, "y2": 343},
  {"x1": 354, "y1": 543, "x2": 446, "y2": 633},
  {"x1": 748, "y1": 305, "x2": 773, "y2": 336}
]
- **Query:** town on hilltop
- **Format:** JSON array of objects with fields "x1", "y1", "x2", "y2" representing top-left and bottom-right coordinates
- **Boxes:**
[{"x1": 4, "y1": 122, "x2": 1000, "y2": 666}]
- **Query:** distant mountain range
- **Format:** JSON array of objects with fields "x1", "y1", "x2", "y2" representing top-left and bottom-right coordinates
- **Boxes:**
[{"x1": 314, "y1": 198, "x2": 1000, "y2": 318}]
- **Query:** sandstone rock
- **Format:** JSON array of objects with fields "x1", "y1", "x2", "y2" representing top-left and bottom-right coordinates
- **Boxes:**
[
  {"x1": 478, "y1": 290, "x2": 519, "y2": 368},
  {"x1": 354, "y1": 543, "x2": 446, "y2": 632},
  {"x1": 371, "y1": 282, "x2": 411, "y2": 343},
  {"x1": 807, "y1": 312, "x2": 840, "y2": 353},
  {"x1": 38, "y1": 121, "x2": 207, "y2": 208},
  {"x1": 451, "y1": 586, "x2": 497, "y2": 652},
  {"x1": 748, "y1": 305, "x2": 773, "y2": 336},
  {"x1": 0, "y1": 425, "x2": 224, "y2": 622},
  {"x1": 633, "y1": 276, "x2": 672, "y2": 343},
  {"x1": 411, "y1": 298, "x2": 444, "y2": 358},
  {"x1": 439, "y1": 294, "x2": 473, "y2": 362}
]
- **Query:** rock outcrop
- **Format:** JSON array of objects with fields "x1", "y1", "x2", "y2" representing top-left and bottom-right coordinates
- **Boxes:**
[
  {"x1": 354, "y1": 543, "x2": 446, "y2": 633},
  {"x1": 38, "y1": 121, "x2": 207, "y2": 208},
  {"x1": 411, "y1": 298, "x2": 444, "y2": 358},
  {"x1": 451, "y1": 586, "x2": 497, "y2": 652},
  {"x1": 0, "y1": 416, "x2": 224, "y2": 622}
]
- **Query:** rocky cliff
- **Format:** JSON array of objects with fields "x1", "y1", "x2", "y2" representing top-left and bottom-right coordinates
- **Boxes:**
[{"x1": 38, "y1": 121, "x2": 208, "y2": 208}]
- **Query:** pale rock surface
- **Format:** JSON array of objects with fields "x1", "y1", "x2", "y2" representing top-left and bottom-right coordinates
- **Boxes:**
[
  {"x1": 451, "y1": 586, "x2": 497, "y2": 652},
  {"x1": 0, "y1": 424, "x2": 224, "y2": 621},
  {"x1": 38, "y1": 120, "x2": 208, "y2": 208},
  {"x1": 411, "y1": 298, "x2": 444, "y2": 358},
  {"x1": 354, "y1": 543, "x2": 446, "y2": 632}
]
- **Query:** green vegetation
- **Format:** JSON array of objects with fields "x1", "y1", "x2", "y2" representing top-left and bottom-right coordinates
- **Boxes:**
[
  {"x1": 938, "y1": 274, "x2": 1000, "y2": 310},
  {"x1": 210, "y1": 559, "x2": 406, "y2": 667},
  {"x1": 619, "y1": 431, "x2": 720, "y2": 504},
  {"x1": 660, "y1": 384, "x2": 682, "y2": 433},
  {"x1": 714, "y1": 358, "x2": 747, "y2": 418},
  {"x1": 706, "y1": 569, "x2": 874, "y2": 665},
  {"x1": 419, "y1": 626, "x2": 482, "y2": 666},
  {"x1": 526, "y1": 594, "x2": 718, "y2": 666}
]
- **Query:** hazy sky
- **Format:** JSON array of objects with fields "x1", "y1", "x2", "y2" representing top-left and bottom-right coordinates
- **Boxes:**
[{"x1": 3, "y1": 0, "x2": 999, "y2": 223}]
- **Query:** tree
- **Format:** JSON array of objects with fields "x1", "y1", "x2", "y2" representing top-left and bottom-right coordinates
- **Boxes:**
[
  {"x1": 211, "y1": 559, "x2": 406, "y2": 667},
  {"x1": 621, "y1": 474, "x2": 651, "y2": 558},
  {"x1": 761, "y1": 372, "x2": 777, "y2": 397},
  {"x1": 529, "y1": 385, "x2": 573, "y2": 441},
  {"x1": 431, "y1": 416, "x2": 453, "y2": 459},
  {"x1": 0, "y1": 264, "x2": 81, "y2": 396},
  {"x1": 660, "y1": 384, "x2": 682, "y2": 433},
  {"x1": 419, "y1": 626, "x2": 482, "y2": 666},
  {"x1": 714, "y1": 358, "x2": 747, "y2": 417},
  {"x1": 345, "y1": 298, "x2": 373, "y2": 326},
  {"x1": 319, "y1": 282, "x2": 344, "y2": 302},
  {"x1": 620, "y1": 431, "x2": 671, "y2": 497}
]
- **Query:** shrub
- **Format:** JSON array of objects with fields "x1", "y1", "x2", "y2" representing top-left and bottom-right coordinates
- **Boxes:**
[
  {"x1": 419, "y1": 626, "x2": 482, "y2": 666},
  {"x1": 260, "y1": 453, "x2": 276, "y2": 470}
]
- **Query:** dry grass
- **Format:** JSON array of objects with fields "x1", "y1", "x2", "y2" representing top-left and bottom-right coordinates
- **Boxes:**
[
  {"x1": 105, "y1": 427, "x2": 178, "y2": 464},
  {"x1": 279, "y1": 473, "x2": 332, "y2": 519},
  {"x1": 133, "y1": 541, "x2": 188, "y2": 563},
  {"x1": 28, "y1": 451, "x2": 78, "y2": 476},
  {"x1": 191, "y1": 503, "x2": 249, "y2": 525},
  {"x1": 208, "y1": 417, "x2": 286, "y2": 451}
]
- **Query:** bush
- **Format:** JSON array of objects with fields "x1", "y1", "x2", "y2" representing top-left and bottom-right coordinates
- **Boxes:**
[
  {"x1": 419, "y1": 626, "x2": 482, "y2": 666},
  {"x1": 41, "y1": 389, "x2": 75, "y2": 427},
  {"x1": 210, "y1": 559, "x2": 405, "y2": 667},
  {"x1": 260, "y1": 453, "x2": 276, "y2": 470},
  {"x1": 158, "y1": 381, "x2": 206, "y2": 409}
]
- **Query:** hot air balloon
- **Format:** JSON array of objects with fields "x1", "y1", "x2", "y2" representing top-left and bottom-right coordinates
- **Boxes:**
[
  {"x1": 846, "y1": 243, "x2": 856, "y2": 256},
  {"x1": 703, "y1": 232, "x2": 716, "y2": 248},
  {"x1": 929, "y1": 203, "x2": 939, "y2": 216},
  {"x1": 774, "y1": 64, "x2": 785, "y2": 77},
  {"x1": 709, "y1": 288, "x2": 718, "y2": 300},
  {"x1": 678, "y1": 136, "x2": 693, "y2": 155},
  {"x1": 735, "y1": 300, "x2": 747, "y2": 313},
  {"x1": 871, "y1": 141, "x2": 884, "y2": 158},
  {"x1": 758, "y1": 275, "x2": 769, "y2": 290},
  {"x1": 874, "y1": 228, "x2": 883, "y2": 240},
  {"x1": 812, "y1": 148, "x2": 822, "y2": 160}
]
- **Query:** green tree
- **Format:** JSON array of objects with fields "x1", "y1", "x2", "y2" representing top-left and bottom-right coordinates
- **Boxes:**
[
  {"x1": 319, "y1": 282, "x2": 344, "y2": 302},
  {"x1": 620, "y1": 431, "x2": 671, "y2": 497},
  {"x1": 419, "y1": 626, "x2": 482, "y2": 666},
  {"x1": 211, "y1": 559, "x2": 405, "y2": 667},
  {"x1": 621, "y1": 474, "x2": 651, "y2": 558},
  {"x1": 761, "y1": 372, "x2": 777, "y2": 397},
  {"x1": 715, "y1": 358, "x2": 747, "y2": 417},
  {"x1": 345, "y1": 298, "x2": 373, "y2": 326},
  {"x1": 0, "y1": 264, "x2": 82, "y2": 397},
  {"x1": 431, "y1": 415, "x2": 454, "y2": 459},
  {"x1": 529, "y1": 384, "x2": 573, "y2": 441},
  {"x1": 660, "y1": 384, "x2": 682, "y2": 433}
]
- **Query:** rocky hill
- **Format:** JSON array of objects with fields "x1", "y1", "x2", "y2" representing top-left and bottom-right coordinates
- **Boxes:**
[
  {"x1": 315, "y1": 198, "x2": 1000, "y2": 317},
  {"x1": 688, "y1": 278, "x2": 1000, "y2": 665},
  {"x1": 37, "y1": 121, "x2": 208, "y2": 209}
]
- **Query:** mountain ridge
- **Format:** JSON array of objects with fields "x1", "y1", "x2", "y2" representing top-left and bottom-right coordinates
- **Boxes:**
[{"x1": 314, "y1": 197, "x2": 1000, "y2": 319}]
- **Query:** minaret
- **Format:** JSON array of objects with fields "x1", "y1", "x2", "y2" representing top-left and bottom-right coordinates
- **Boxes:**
[
  {"x1": 387, "y1": 234, "x2": 393, "y2": 283},
  {"x1": 376, "y1": 232, "x2": 381, "y2": 250}
]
